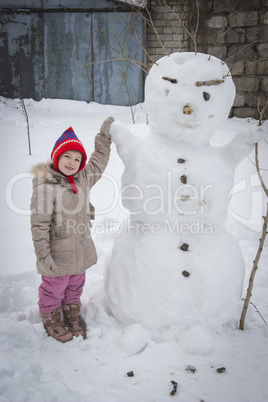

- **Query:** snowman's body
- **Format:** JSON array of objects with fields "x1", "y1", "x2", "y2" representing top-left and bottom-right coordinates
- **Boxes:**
[
  {"x1": 119, "y1": 138, "x2": 234, "y2": 226},
  {"x1": 105, "y1": 53, "x2": 261, "y2": 332}
]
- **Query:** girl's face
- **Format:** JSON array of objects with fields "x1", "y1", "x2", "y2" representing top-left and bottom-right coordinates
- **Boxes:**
[{"x1": 58, "y1": 150, "x2": 82, "y2": 176}]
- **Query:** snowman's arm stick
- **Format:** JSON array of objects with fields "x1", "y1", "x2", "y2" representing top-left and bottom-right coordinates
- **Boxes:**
[{"x1": 220, "y1": 125, "x2": 265, "y2": 163}]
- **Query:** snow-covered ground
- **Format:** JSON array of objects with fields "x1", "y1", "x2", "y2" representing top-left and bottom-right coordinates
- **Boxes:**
[{"x1": 0, "y1": 97, "x2": 267, "y2": 401}]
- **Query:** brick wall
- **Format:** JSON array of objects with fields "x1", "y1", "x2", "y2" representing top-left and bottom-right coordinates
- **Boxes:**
[
  {"x1": 146, "y1": 0, "x2": 268, "y2": 119},
  {"x1": 147, "y1": 0, "x2": 189, "y2": 61}
]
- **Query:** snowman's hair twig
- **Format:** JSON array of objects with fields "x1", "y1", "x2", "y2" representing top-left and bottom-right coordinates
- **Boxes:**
[
  {"x1": 162, "y1": 76, "x2": 178, "y2": 84},
  {"x1": 195, "y1": 79, "x2": 224, "y2": 86}
]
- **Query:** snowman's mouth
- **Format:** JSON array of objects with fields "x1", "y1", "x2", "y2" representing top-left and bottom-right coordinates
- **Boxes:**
[
  {"x1": 184, "y1": 122, "x2": 199, "y2": 128},
  {"x1": 175, "y1": 112, "x2": 200, "y2": 128},
  {"x1": 176, "y1": 118, "x2": 200, "y2": 128}
]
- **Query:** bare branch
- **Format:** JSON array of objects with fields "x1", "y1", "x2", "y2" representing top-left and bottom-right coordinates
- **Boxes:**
[
  {"x1": 114, "y1": 8, "x2": 157, "y2": 67},
  {"x1": 258, "y1": 100, "x2": 268, "y2": 128},
  {"x1": 208, "y1": 1, "x2": 241, "y2": 60},
  {"x1": 241, "y1": 298, "x2": 267, "y2": 325},
  {"x1": 194, "y1": 0, "x2": 199, "y2": 54},
  {"x1": 120, "y1": 65, "x2": 136, "y2": 123},
  {"x1": 224, "y1": 40, "x2": 261, "y2": 64},
  {"x1": 14, "y1": 75, "x2": 31, "y2": 156},
  {"x1": 73, "y1": 16, "x2": 149, "y2": 73},
  {"x1": 255, "y1": 143, "x2": 268, "y2": 197},
  {"x1": 161, "y1": 0, "x2": 197, "y2": 53},
  {"x1": 72, "y1": 56, "x2": 148, "y2": 73},
  {"x1": 239, "y1": 138, "x2": 268, "y2": 330},
  {"x1": 144, "y1": 2, "x2": 169, "y2": 57},
  {"x1": 239, "y1": 204, "x2": 268, "y2": 330},
  {"x1": 224, "y1": 57, "x2": 268, "y2": 78}
]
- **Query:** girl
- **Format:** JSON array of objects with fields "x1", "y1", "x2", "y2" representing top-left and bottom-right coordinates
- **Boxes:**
[{"x1": 30, "y1": 117, "x2": 114, "y2": 342}]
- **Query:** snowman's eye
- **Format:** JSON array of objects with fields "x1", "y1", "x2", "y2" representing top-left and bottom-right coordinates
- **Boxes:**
[
  {"x1": 203, "y1": 92, "x2": 210, "y2": 101},
  {"x1": 162, "y1": 76, "x2": 178, "y2": 84}
]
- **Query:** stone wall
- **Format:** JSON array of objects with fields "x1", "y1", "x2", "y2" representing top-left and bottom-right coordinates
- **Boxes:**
[{"x1": 146, "y1": 0, "x2": 268, "y2": 119}]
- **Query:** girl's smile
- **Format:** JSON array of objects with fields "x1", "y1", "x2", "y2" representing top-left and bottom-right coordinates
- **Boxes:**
[{"x1": 58, "y1": 150, "x2": 82, "y2": 176}]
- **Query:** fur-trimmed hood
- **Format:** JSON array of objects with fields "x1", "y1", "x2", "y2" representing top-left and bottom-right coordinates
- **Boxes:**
[
  {"x1": 31, "y1": 162, "x2": 57, "y2": 185},
  {"x1": 31, "y1": 161, "x2": 80, "y2": 189},
  {"x1": 31, "y1": 161, "x2": 51, "y2": 177}
]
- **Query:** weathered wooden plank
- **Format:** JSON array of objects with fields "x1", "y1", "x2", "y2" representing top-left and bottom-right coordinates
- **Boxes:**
[
  {"x1": 92, "y1": 11, "x2": 145, "y2": 105},
  {"x1": 0, "y1": 12, "x2": 44, "y2": 99},
  {"x1": 0, "y1": 7, "x2": 145, "y2": 105},
  {"x1": 44, "y1": 12, "x2": 93, "y2": 101}
]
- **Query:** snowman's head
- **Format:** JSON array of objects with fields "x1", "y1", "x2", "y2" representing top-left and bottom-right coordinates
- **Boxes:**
[{"x1": 145, "y1": 52, "x2": 236, "y2": 145}]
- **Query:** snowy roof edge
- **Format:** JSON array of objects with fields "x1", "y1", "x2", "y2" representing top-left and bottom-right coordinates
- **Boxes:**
[
  {"x1": 117, "y1": 0, "x2": 146, "y2": 7},
  {"x1": 0, "y1": 1, "x2": 146, "y2": 12}
]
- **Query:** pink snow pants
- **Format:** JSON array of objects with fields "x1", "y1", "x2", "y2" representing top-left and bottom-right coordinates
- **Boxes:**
[{"x1": 38, "y1": 273, "x2": 86, "y2": 314}]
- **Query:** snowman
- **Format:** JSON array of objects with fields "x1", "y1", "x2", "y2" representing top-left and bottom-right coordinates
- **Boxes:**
[{"x1": 104, "y1": 52, "x2": 262, "y2": 336}]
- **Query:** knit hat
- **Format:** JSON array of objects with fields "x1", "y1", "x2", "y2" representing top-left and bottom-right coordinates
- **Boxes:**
[{"x1": 51, "y1": 127, "x2": 87, "y2": 172}]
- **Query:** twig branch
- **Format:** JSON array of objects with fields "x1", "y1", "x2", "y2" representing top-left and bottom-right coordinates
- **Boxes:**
[
  {"x1": 241, "y1": 298, "x2": 267, "y2": 325},
  {"x1": 194, "y1": 0, "x2": 199, "y2": 54},
  {"x1": 224, "y1": 57, "x2": 268, "y2": 78},
  {"x1": 255, "y1": 143, "x2": 268, "y2": 197},
  {"x1": 148, "y1": 2, "x2": 170, "y2": 53},
  {"x1": 120, "y1": 66, "x2": 136, "y2": 123},
  {"x1": 239, "y1": 137, "x2": 268, "y2": 330},
  {"x1": 15, "y1": 76, "x2": 31, "y2": 156},
  {"x1": 208, "y1": 1, "x2": 240, "y2": 60},
  {"x1": 111, "y1": 9, "x2": 155, "y2": 68},
  {"x1": 239, "y1": 204, "x2": 268, "y2": 331},
  {"x1": 258, "y1": 100, "x2": 268, "y2": 128},
  {"x1": 224, "y1": 40, "x2": 261, "y2": 64},
  {"x1": 161, "y1": 0, "x2": 197, "y2": 53}
]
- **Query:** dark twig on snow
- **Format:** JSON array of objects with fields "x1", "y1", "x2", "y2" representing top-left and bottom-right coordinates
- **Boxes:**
[{"x1": 170, "y1": 380, "x2": 178, "y2": 396}]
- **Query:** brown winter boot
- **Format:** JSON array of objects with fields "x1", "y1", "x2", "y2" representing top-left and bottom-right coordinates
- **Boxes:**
[
  {"x1": 40, "y1": 306, "x2": 73, "y2": 343},
  {"x1": 62, "y1": 303, "x2": 85, "y2": 339}
]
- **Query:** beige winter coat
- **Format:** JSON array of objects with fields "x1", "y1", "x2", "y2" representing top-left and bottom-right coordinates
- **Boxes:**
[{"x1": 30, "y1": 133, "x2": 111, "y2": 277}]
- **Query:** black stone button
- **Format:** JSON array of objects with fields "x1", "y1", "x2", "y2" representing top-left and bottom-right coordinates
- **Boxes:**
[
  {"x1": 180, "y1": 175, "x2": 187, "y2": 184},
  {"x1": 180, "y1": 243, "x2": 189, "y2": 251},
  {"x1": 216, "y1": 367, "x2": 226, "y2": 374},
  {"x1": 185, "y1": 365, "x2": 196, "y2": 373},
  {"x1": 178, "y1": 158, "x2": 185, "y2": 163},
  {"x1": 182, "y1": 270, "x2": 190, "y2": 277}
]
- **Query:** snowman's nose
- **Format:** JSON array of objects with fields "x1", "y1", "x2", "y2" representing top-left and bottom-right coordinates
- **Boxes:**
[{"x1": 183, "y1": 105, "x2": 194, "y2": 115}]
